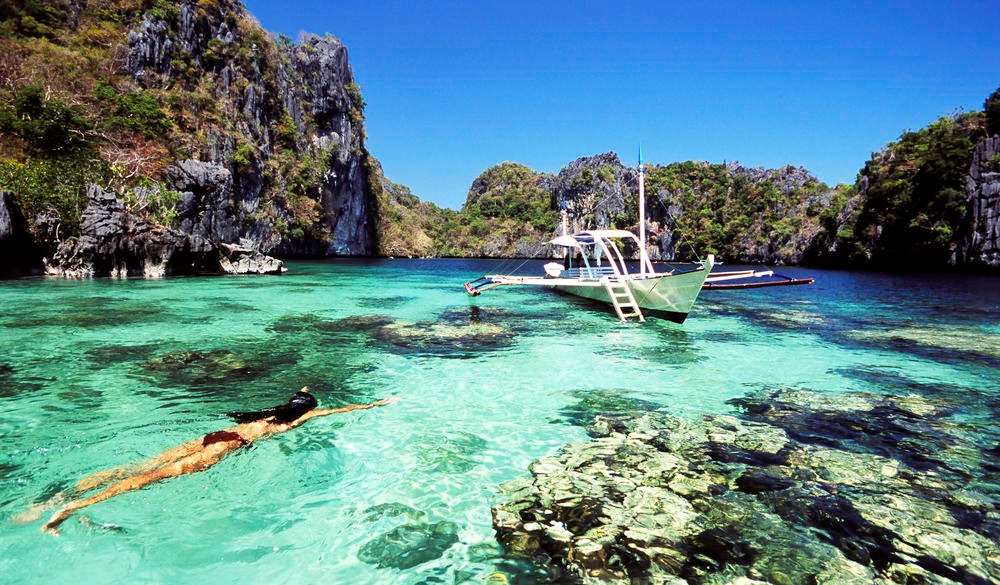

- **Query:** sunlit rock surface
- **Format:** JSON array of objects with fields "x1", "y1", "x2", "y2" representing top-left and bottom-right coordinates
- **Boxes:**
[{"x1": 493, "y1": 389, "x2": 999, "y2": 584}]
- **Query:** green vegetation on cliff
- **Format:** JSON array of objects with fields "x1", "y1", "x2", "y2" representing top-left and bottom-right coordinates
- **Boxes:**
[
  {"x1": 390, "y1": 157, "x2": 840, "y2": 263},
  {"x1": 437, "y1": 162, "x2": 554, "y2": 256},
  {"x1": 369, "y1": 159, "x2": 447, "y2": 258},
  {"x1": 462, "y1": 162, "x2": 555, "y2": 232},
  {"x1": 0, "y1": 0, "x2": 370, "y2": 252},
  {"x1": 644, "y1": 162, "x2": 833, "y2": 261},
  {"x1": 850, "y1": 113, "x2": 981, "y2": 267},
  {"x1": 0, "y1": 0, "x2": 179, "y2": 234}
]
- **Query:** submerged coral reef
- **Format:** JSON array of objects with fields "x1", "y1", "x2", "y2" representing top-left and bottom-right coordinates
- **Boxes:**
[{"x1": 493, "y1": 389, "x2": 999, "y2": 584}]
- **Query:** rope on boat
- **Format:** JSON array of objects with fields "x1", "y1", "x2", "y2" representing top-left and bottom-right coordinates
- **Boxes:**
[
  {"x1": 652, "y1": 194, "x2": 703, "y2": 264},
  {"x1": 464, "y1": 246, "x2": 548, "y2": 296}
]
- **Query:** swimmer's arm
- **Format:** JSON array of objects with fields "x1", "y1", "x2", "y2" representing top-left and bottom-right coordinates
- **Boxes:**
[{"x1": 300, "y1": 397, "x2": 400, "y2": 420}]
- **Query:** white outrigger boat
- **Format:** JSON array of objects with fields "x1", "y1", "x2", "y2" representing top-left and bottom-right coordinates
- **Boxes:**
[
  {"x1": 464, "y1": 153, "x2": 715, "y2": 323},
  {"x1": 465, "y1": 230, "x2": 714, "y2": 323}
]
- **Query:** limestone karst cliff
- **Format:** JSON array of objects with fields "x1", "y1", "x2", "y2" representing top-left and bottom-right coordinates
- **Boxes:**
[
  {"x1": 961, "y1": 136, "x2": 1000, "y2": 267},
  {"x1": 1, "y1": 0, "x2": 377, "y2": 277},
  {"x1": 435, "y1": 153, "x2": 840, "y2": 266}
]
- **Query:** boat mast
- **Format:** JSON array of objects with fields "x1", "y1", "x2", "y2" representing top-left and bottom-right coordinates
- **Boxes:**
[
  {"x1": 638, "y1": 145, "x2": 647, "y2": 277},
  {"x1": 561, "y1": 197, "x2": 568, "y2": 236}
]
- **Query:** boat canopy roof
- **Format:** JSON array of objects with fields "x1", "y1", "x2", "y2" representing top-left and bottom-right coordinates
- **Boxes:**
[{"x1": 549, "y1": 230, "x2": 640, "y2": 248}]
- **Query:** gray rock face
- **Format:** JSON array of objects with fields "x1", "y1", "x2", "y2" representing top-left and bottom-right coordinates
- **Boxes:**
[
  {"x1": 167, "y1": 159, "x2": 237, "y2": 247},
  {"x1": 123, "y1": 1, "x2": 374, "y2": 258},
  {"x1": 288, "y1": 37, "x2": 373, "y2": 256},
  {"x1": 45, "y1": 185, "x2": 190, "y2": 278},
  {"x1": 548, "y1": 153, "x2": 635, "y2": 231},
  {"x1": 43, "y1": 185, "x2": 282, "y2": 278},
  {"x1": 320, "y1": 153, "x2": 372, "y2": 256},
  {"x1": 125, "y1": 15, "x2": 172, "y2": 77},
  {"x1": 0, "y1": 190, "x2": 41, "y2": 277},
  {"x1": 961, "y1": 136, "x2": 1000, "y2": 267}
]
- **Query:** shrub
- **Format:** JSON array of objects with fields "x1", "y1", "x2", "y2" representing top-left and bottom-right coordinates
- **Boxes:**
[
  {"x1": 986, "y1": 86, "x2": 1000, "y2": 137},
  {"x1": 94, "y1": 82, "x2": 173, "y2": 138},
  {"x1": 0, "y1": 153, "x2": 109, "y2": 234},
  {"x1": 124, "y1": 181, "x2": 183, "y2": 228},
  {"x1": 345, "y1": 82, "x2": 365, "y2": 111},
  {"x1": 232, "y1": 141, "x2": 255, "y2": 168},
  {"x1": 4, "y1": 85, "x2": 91, "y2": 153}
]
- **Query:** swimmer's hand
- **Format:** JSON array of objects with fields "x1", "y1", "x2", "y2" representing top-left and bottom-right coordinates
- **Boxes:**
[{"x1": 312, "y1": 397, "x2": 400, "y2": 416}]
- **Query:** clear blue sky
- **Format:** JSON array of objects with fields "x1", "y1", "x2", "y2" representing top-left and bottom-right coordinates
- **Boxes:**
[{"x1": 244, "y1": 0, "x2": 999, "y2": 210}]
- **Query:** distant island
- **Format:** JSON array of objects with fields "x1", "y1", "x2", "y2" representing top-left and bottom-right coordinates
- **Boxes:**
[{"x1": 1, "y1": 0, "x2": 998, "y2": 277}]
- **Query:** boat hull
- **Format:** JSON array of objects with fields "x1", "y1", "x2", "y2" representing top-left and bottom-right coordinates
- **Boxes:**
[{"x1": 551, "y1": 267, "x2": 710, "y2": 323}]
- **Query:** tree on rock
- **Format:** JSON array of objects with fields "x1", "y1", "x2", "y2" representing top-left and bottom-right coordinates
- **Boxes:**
[{"x1": 986, "y1": 86, "x2": 1000, "y2": 137}]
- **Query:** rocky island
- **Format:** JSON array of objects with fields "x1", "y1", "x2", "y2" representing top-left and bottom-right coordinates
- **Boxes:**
[
  {"x1": 1, "y1": 0, "x2": 379, "y2": 277},
  {"x1": 1, "y1": 2, "x2": 998, "y2": 276}
]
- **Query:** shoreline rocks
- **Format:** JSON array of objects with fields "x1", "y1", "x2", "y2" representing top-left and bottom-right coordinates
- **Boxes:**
[
  {"x1": 217, "y1": 242, "x2": 286, "y2": 275},
  {"x1": 492, "y1": 389, "x2": 999, "y2": 584},
  {"x1": 42, "y1": 185, "x2": 283, "y2": 278}
]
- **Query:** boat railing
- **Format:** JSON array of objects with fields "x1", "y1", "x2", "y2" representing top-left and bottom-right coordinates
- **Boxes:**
[{"x1": 562, "y1": 266, "x2": 616, "y2": 279}]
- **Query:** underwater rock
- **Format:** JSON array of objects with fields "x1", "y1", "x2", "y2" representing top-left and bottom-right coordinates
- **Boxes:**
[
  {"x1": 0, "y1": 362, "x2": 45, "y2": 399},
  {"x1": 4, "y1": 301, "x2": 169, "y2": 329},
  {"x1": 363, "y1": 502, "x2": 427, "y2": 523},
  {"x1": 557, "y1": 388, "x2": 664, "y2": 428},
  {"x1": 493, "y1": 388, "x2": 1000, "y2": 584},
  {"x1": 357, "y1": 295, "x2": 413, "y2": 309},
  {"x1": 325, "y1": 314, "x2": 396, "y2": 332},
  {"x1": 267, "y1": 312, "x2": 521, "y2": 362},
  {"x1": 357, "y1": 520, "x2": 460, "y2": 570},
  {"x1": 85, "y1": 343, "x2": 163, "y2": 366},
  {"x1": 845, "y1": 326, "x2": 1000, "y2": 367},
  {"x1": 142, "y1": 348, "x2": 284, "y2": 388},
  {"x1": 268, "y1": 313, "x2": 395, "y2": 336},
  {"x1": 367, "y1": 319, "x2": 516, "y2": 358},
  {"x1": 413, "y1": 431, "x2": 488, "y2": 474},
  {"x1": 0, "y1": 363, "x2": 17, "y2": 399},
  {"x1": 266, "y1": 313, "x2": 332, "y2": 334}
]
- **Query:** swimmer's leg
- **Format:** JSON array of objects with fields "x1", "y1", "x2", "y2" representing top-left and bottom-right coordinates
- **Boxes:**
[
  {"x1": 42, "y1": 443, "x2": 233, "y2": 535},
  {"x1": 70, "y1": 438, "x2": 205, "y2": 494},
  {"x1": 42, "y1": 462, "x2": 183, "y2": 534},
  {"x1": 22, "y1": 438, "x2": 205, "y2": 525}
]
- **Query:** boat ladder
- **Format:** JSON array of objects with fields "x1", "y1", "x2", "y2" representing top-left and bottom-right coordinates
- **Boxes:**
[{"x1": 603, "y1": 277, "x2": 645, "y2": 322}]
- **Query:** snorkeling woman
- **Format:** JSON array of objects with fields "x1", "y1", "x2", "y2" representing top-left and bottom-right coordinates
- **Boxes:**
[{"x1": 20, "y1": 388, "x2": 397, "y2": 534}]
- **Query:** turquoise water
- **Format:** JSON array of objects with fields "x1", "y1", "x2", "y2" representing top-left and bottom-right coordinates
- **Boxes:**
[{"x1": 0, "y1": 259, "x2": 997, "y2": 584}]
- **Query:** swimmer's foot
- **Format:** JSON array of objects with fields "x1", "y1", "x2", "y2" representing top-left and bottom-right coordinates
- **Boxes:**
[{"x1": 12, "y1": 501, "x2": 50, "y2": 524}]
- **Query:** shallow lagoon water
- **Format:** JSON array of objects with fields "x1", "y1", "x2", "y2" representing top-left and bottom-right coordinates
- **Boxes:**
[{"x1": 0, "y1": 259, "x2": 997, "y2": 583}]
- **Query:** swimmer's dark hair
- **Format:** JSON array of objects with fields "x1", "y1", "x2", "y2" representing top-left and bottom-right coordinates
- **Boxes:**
[{"x1": 227, "y1": 390, "x2": 317, "y2": 424}]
